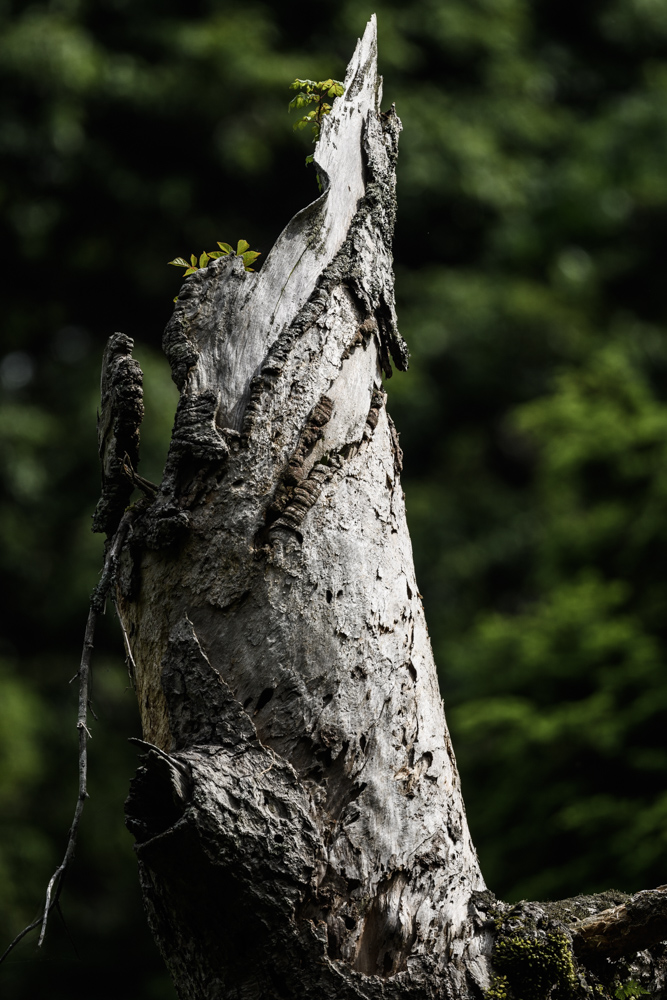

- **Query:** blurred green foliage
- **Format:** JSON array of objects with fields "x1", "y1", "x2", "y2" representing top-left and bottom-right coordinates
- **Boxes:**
[{"x1": 2, "y1": 0, "x2": 667, "y2": 996}]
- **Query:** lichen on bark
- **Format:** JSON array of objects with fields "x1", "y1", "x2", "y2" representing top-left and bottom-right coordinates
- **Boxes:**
[{"x1": 479, "y1": 892, "x2": 667, "y2": 1000}]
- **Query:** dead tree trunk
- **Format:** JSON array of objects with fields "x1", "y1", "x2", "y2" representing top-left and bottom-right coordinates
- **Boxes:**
[{"x1": 98, "y1": 17, "x2": 667, "y2": 1000}]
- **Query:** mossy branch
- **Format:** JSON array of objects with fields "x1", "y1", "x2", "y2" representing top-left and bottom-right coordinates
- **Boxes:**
[{"x1": 570, "y1": 887, "x2": 667, "y2": 961}]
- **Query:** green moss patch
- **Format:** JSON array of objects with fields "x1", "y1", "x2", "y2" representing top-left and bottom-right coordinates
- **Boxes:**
[{"x1": 491, "y1": 930, "x2": 578, "y2": 1000}]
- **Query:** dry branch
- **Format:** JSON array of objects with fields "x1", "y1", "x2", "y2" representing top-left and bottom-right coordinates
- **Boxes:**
[{"x1": 571, "y1": 887, "x2": 667, "y2": 960}]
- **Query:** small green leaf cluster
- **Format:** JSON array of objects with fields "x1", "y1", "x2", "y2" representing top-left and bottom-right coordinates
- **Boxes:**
[
  {"x1": 486, "y1": 974, "x2": 510, "y2": 1000},
  {"x1": 168, "y1": 239, "x2": 260, "y2": 277},
  {"x1": 288, "y1": 78, "x2": 344, "y2": 163},
  {"x1": 613, "y1": 981, "x2": 651, "y2": 1000}
]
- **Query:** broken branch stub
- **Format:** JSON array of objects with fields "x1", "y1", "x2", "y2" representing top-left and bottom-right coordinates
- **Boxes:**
[
  {"x1": 571, "y1": 887, "x2": 667, "y2": 960},
  {"x1": 92, "y1": 332, "x2": 144, "y2": 535}
]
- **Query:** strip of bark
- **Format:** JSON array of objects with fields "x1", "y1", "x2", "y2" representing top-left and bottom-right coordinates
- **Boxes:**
[{"x1": 571, "y1": 887, "x2": 667, "y2": 960}]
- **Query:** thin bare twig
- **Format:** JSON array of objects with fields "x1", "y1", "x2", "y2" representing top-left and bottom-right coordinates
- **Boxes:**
[
  {"x1": 127, "y1": 738, "x2": 190, "y2": 778},
  {"x1": 121, "y1": 451, "x2": 158, "y2": 498},
  {"x1": 37, "y1": 600, "x2": 97, "y2": 946},
  {"x1": 256, "y1": 748, "x2": 278, "y2": 778},
  {"x1": 0, "y1": 508, "x2": 136, "y2": 965},
  {"x1": 114, "y1": 597, "x2": 137, "y2": 687}
]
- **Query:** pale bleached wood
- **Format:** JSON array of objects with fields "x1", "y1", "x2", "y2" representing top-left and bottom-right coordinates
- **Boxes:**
[{"x1": 110, "y1": 18, "x2": 667, "y2": 1000}]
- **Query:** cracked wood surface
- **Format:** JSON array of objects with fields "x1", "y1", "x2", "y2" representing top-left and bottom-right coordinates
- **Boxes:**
[
  {"x1": 105, "y1": 16, "x2": 667, "y2": 1000},
  {"x1": 115, "y1": 18, "x2": 490, "y2": 999}
]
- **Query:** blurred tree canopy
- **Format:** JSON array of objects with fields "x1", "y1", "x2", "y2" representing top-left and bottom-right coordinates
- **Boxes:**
[{"x1": 2, "y1": 1, "x2": 667, "y2": 996}]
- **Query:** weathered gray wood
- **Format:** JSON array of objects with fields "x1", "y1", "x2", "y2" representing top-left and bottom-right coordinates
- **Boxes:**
[
  {"x1": 116, "y1": 17, "x2": 488, "y2": 996},
  {"x1": 106, "y1": 16, "x2": 667, "y2": 1000},
  {"x1": 571, "y1": 887, "x2": 667, "y2": 960},
  {"x1": 92, "y1": 332, "x2": 144, "y2": 534}
]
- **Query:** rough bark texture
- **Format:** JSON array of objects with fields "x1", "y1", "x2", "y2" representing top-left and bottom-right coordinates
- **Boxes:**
[
  {"x1": 105, "y1": 18, "x2": 667, "y2": 1000},
  {"x1": 92, "y1": 332, "x2": 144, "y2": 535}
]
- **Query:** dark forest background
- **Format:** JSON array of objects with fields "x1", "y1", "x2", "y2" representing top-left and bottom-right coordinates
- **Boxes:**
[{"x1": 3, "y1": 1, "x2": 667, "y2": 996}]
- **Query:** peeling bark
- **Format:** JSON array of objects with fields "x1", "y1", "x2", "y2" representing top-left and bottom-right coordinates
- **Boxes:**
[
  {"x1": 99, "y1": 17, "x2": 667, "y2": 1000},
  {"x1": 571, "y1": 888, "x2": 667, "y2": 961}
]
